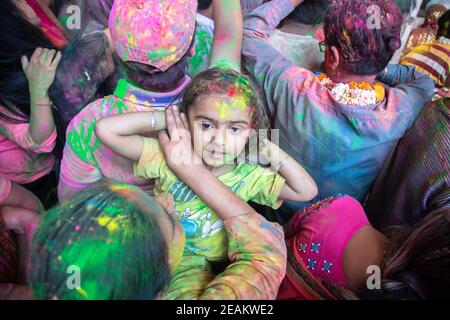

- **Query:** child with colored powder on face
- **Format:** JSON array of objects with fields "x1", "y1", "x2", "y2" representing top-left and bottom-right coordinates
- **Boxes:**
[
  {"x1": 58, "y1": 0, "x2": 243, "y2": 203},
  {"x1": 95, "y1": 68, "x2": 317, "y2": 289}
]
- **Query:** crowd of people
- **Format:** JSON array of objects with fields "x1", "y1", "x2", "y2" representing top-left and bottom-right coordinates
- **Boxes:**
[{"x1": 0, "y1": 0, "x2": 449, "y2": 300}]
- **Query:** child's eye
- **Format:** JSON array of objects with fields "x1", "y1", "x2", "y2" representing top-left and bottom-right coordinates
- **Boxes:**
[
  {"x1": 229, "y1": 127, "x2": 242, "y2": 134},
  {"x1": 201, "y1": 122, "x2": 213, "y2": 130}
]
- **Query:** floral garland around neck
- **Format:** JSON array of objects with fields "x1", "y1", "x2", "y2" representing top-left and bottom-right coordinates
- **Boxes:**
[
  {"x1": 317, "y1": 73, "x2": 385, "y2": 106},
  {"x1": 438, "y1": 37, "x2": 450, "y2": 46}
]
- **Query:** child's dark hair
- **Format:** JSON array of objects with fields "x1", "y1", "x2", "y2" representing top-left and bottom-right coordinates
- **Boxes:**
[
  {"x1": 180, "y1": 68, "x2": 271, "y2": 131},
  {"x1": 29, "y1": 184, "x2": 171, "y2": 300}
]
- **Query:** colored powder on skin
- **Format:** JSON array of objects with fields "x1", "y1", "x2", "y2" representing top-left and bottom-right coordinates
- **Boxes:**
[
  {"x1": 213, "y1": 96, "x2": 249, "y2": 121},
  {"x1": 188, "y1": 28, "x2": 212, "y2": 76}
]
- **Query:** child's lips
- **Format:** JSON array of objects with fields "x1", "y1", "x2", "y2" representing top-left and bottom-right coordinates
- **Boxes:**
[{"x1": 207, "y1": 150, "x2": 226, "y2": 159}]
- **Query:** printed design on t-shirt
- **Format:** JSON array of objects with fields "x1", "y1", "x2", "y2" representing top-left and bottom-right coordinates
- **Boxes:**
[
  {"x1": 169, "y1": 180, "x2": 197, "y2": 202},
  {"x1": 230, "y1": 180, "x2": 244, "y2": 193},
  {"x1": 179, "y1": 208, "x2": 224, "y2": 240}
]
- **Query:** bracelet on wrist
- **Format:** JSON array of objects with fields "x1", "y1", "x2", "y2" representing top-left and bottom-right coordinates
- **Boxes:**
[
  {"x1": 31, "y1": 100, "x2": 55, "y2": 108},
  {"x1": 150, "y1": 109, "x2": 157, "y2": 130}
]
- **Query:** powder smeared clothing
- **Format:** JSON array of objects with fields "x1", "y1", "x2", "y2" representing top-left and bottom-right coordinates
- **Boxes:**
[
  {"x1": 366, "y1": 98, "x2": 450, "y2": 228},
  {"x1": 0, "y1": 104, "x2": 56, "y2": 185},
  {"x1": 161, "y1": 212, "x2": 287, "y2": 300},
  {"x1": 58, "y1": 78, "x2": 189, "y2": 201},
  {"x1": 242, "y1": 0, "x2": 435, "y2": 213},
  {"x1": 135, "y1": 138, "x2": 285, "y2": 261}
]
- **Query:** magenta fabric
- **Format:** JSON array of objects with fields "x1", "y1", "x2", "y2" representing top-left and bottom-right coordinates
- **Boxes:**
[
  {"x1": 289, "y1": 195, "x2": 370, "y2": 287},
  {"x1": 0, "y1": 104, "x2": 56, "y2": 185}
]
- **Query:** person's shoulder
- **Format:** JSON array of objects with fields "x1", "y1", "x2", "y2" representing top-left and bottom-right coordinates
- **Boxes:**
[
  {"x1": 235, "y1": 163, "x2": 277, "y2": 179},
  {"x1": 72, "y1": 95, "x2": 118, "y2": 120}
]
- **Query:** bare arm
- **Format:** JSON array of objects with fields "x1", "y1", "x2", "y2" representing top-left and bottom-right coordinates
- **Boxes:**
[
  {"x1": 95, "y1": 110, "x2": 166, "y2": 161},
  {"x1": 22, "y1": 48, "x2": 61, "y2": 145},
  {"x1": 261, "y1": 140, "x2": 318, "y2": 202},
  {"x1": 210, "y1": 0, "x2": 243, "y2": 71}
]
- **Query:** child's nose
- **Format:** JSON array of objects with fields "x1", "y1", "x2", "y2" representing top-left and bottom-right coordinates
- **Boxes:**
[{"x1": 211, "y1": 130, "x2": 226, "y2": 146}]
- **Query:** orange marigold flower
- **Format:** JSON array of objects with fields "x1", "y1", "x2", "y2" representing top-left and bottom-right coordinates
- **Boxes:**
[
  {"x1": 317, "y1": 73, "x2": 328, "y2": 81},
  {"x1": 349, "y1": 81, "x2": 358, "y2": 89},
  {"x1": 373, "y1": 83, "x2": 385, "y2": 101},
  {"x1": 358, "y1": 82, "x2": 372, "y2": 90}
]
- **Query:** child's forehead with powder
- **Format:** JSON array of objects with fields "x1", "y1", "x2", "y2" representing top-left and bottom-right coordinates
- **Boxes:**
[{"x1": 191, "y1": 94, "x2": 254, "y2": 125}]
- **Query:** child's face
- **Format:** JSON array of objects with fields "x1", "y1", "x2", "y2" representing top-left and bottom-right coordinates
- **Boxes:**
[{"x1": 188, "y1": 95, "x2": 253, "y2": 168}]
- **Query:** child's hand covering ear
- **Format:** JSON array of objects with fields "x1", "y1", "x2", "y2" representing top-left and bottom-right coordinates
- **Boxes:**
[{"x1": 159, "y1": 107, "x2": 203, "y2": 179}]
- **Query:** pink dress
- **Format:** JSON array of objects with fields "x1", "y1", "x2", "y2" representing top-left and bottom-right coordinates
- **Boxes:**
[
  {"x1": 278, "y1": 196, "x2": 370, "y2": 299},
  {"x1": 0, "y1": 104, "x2": 56, "y2": 185}
]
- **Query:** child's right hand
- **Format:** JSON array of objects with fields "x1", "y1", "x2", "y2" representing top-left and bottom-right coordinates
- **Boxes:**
[
  {"x1": 159, "y1": 107, "x2": 203, "y2": 179},
  {"x1": 21, "y1": 47, "x2": 61, "y2": 102}
]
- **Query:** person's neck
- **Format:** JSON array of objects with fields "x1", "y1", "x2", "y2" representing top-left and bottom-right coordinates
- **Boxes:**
[
  {"x1": 198, "y1": 6, "x2": 214, "y2": 20},
  {"x1": 328, "y1": 71, "x2": 377, "y2": 85}
]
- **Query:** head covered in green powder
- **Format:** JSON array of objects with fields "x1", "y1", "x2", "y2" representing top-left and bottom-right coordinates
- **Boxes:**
[{"x1": 28, "y1": 184, "x2": 172, "y2": 300}]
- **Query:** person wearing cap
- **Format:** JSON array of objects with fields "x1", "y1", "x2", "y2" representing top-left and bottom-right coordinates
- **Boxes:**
[{"x1": 58, "y1": 0, "x2": 243, "y2": 202}]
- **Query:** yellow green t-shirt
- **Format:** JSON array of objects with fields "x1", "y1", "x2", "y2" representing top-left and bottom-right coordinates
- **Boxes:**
[{"x1": 134, "y1": 138, "x2": 286, "y2": 262}]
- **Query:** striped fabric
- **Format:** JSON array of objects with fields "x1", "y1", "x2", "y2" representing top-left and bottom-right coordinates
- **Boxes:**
[
  {"x1": 0, "y1": 216, "x2": 18, "y2": 283},
  {"x1": 401, "y1": 40, "x2": 450, "y2": 87},
  {"x1": 366, "y1": 98, "x2": 450, "y2": 229}
]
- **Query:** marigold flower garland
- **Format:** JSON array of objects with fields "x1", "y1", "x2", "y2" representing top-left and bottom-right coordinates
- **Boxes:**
[{"x1": 317, "y1": 73, "x2": 385, "y2": 106}]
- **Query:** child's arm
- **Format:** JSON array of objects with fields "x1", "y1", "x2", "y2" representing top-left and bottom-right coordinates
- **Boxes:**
[
  {"x1": 210, "y1": 0, "x2": 243, "y2": 71},
  {"x1": 94, "y1": 111, "x2": 166, "y2": 161},
  {"x1": 261, "y1": 140, "x2": 318, "y2": 202}
]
